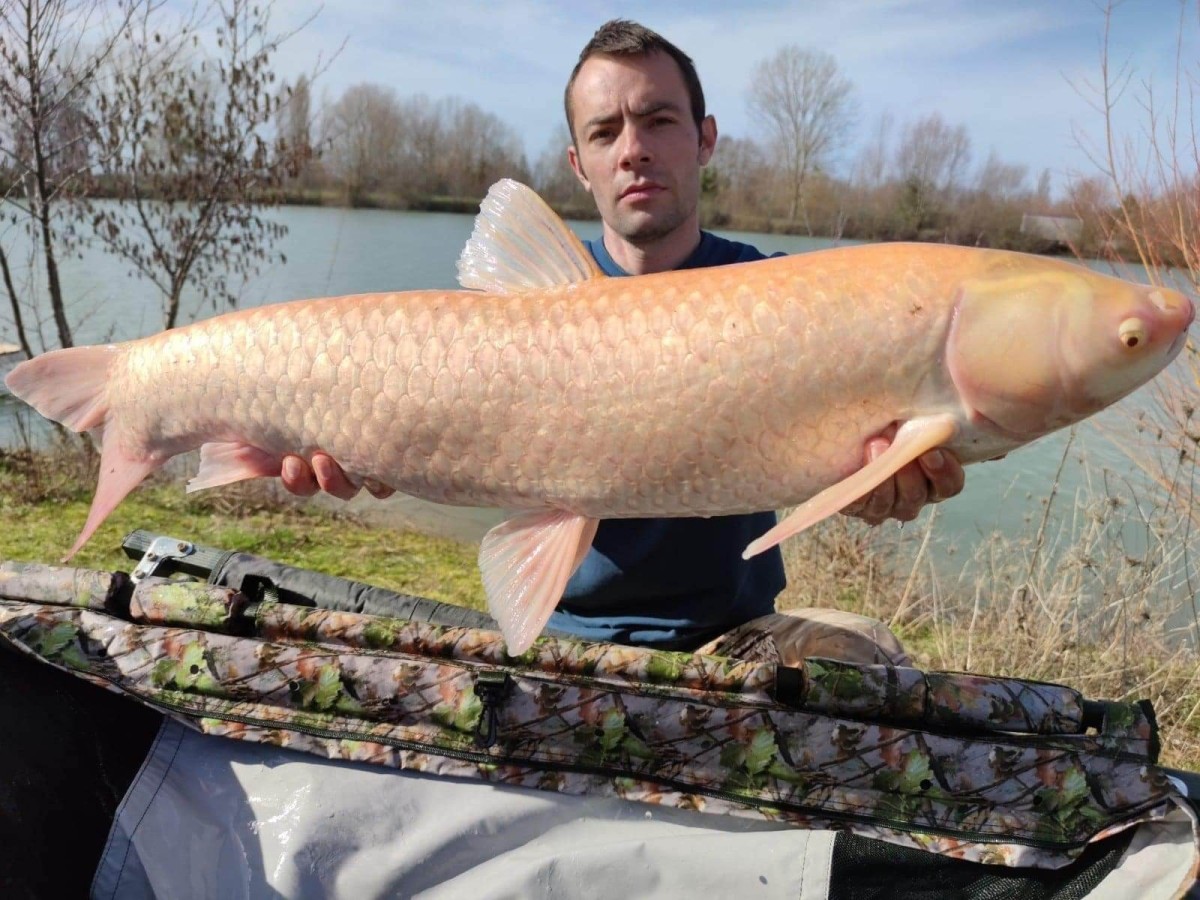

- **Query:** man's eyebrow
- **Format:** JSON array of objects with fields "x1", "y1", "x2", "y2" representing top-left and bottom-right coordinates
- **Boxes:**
[
  {"x1": 630, "y1": 101, "x2": 683, "y2": 118},
  {"x1": 582, "y1": 112, "x2": 621, "y2": 131},
  {"x1": 581, "y1": 101, "x2": 684, "y2": 132}
]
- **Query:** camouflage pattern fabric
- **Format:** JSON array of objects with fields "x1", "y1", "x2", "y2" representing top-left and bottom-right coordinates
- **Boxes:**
[{"x1": 0, "y1": 561, "x2": 1183, "y2": 869}]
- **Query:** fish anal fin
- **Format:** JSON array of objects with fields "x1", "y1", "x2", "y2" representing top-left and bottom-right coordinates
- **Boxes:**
[
  {"x1": 187, "y1": 441, "x2": 283, "y2": 492},
  {"x1": 743, "y1": 414, "x2": 959, "y2": 559},
  {"x1": 456, "y1": 179, "x2": 605, "y2": 293},
  {"x1": 479, "y1": 509, "x2": 600, "y2": 654},
  {"x1": 66, "y1": 428, "x2": 162, "y2": 561}
]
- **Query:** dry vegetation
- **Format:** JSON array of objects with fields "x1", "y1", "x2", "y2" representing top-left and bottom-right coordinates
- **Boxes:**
[{"x1": 778, "y1": 489, "x2": 1200, "y2": 770}]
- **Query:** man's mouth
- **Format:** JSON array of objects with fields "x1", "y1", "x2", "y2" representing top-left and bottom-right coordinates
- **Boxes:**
[{"x1": 620, "y1": 182, "x2": 665, "y2": 202}]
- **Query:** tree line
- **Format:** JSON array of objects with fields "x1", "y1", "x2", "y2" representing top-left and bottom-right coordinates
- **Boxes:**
[
  {"x1": 286, "y1": 45, "x2": 1145, "y2": 258},
  {"x1": 0, "y1": 2, "x2": 1186, "y2": 359}
]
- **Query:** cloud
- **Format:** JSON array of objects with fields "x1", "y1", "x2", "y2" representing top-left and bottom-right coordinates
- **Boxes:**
[{"x1": 258, "y1": 1, "x2": 1193, "y2": 194}]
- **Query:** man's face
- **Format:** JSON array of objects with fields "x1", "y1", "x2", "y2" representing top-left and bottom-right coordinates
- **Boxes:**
[{"x1": 567, "y1": 51, "x2": 716, "y2": 246}]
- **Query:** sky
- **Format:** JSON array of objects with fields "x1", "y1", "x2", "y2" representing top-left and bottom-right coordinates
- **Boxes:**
[{"x1": 259, "y1": 1, "x2": 1197, "y2": 197}]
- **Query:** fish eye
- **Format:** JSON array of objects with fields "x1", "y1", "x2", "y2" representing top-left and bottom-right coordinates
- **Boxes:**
[{"x1": 1118, "y1": 317, "x2": 1147, "y2": 349}]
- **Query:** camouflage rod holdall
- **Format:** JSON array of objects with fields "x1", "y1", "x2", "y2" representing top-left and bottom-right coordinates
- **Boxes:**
[{"x1": 0, "y1": 543, "x2": 1193, "y2": 872}]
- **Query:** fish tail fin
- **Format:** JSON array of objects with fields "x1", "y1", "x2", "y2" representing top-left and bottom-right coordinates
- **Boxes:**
[
  {"x1": 4, "y1": 345, "x2": 118, "y2": 432},
  {"x1": 5, "y1": 345, "x2": 162, "y2": 560}
]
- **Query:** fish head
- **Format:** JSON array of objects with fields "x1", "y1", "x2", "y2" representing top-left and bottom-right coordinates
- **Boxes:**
[{"x1": 947, "y1": 258, "x2": 1194, "y2": 440}]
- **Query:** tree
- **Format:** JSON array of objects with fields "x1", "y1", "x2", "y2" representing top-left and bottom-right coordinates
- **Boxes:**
[
  {"x1": 277, "y1": 72, "x2": 315, "y2": 188},
  {"x1": 893, "y1": 112, "x2": 971, "y2": 195},
  {"x1": 746, "y1": 45, "x2": 855, "y2": 230},
  {"x1": 531, "y1": 125, "x2": 590, "y2": 211},
  {"x1": 1073, "y1": 0, "x2": 1199, "y2": 276},
  {"x1": 90, "y1": 0, "x2": 311, "y2": 329},
  {"x1": 0, "y1": 0, "x2": 133, "y2": 353},
  {"x1": 707, "y1": 135, "x2": 775, "y2": 222},
  {"x1": 891, "y1": 112, "x2": 971, "y2": 238},
  {"x1": 846, "y1": 112, "x2": 896, "y2": 238},
  {"x1": 954, "y1": 151, "x2": 1029, "y2": 246},
  {"x1": 1064, "y1": 173, "x2": 1116, "y2": 254},
  {"x1": 851, "y1": 111, "x2": 893, "y2": 190},
  {"x1": 436, "y1": 97, "x2": 527, "y2": 200},
  {"x1": 321, "y1": 82, "x2": 405, "y2": 204},
  {"x1": 394, "y1": 93, "x2": 444, "y2": 199},
  {"x1": 1068, "y1": 0, "x2": 1200, "y2": 553}
]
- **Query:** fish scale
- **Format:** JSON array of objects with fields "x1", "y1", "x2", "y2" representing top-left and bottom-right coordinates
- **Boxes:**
[{"x1": 5, "y1": 179, "x2": 1192, "y2": 653}]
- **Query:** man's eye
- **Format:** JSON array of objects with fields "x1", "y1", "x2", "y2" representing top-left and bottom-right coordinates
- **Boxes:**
[{"x1": 590, "y1": 130, "x2": 613, "y2": 142}]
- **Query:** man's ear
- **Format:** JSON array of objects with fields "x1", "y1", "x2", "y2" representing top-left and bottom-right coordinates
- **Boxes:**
[
  {"x1": 698, "y1": 115, "x2": 717, "y2": 166},
  {"x1": 567, "y1": 143, "x2": 591, "y2": 191}
]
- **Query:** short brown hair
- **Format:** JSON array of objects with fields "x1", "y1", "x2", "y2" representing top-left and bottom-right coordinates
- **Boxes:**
[{"x1": 564, "y1": 19, "x2": 707, "y2": 143}]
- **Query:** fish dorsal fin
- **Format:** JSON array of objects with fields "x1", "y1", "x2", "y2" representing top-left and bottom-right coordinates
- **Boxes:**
[{"x1": 457, "y1": 179, "x2": 604, "y2": 293}]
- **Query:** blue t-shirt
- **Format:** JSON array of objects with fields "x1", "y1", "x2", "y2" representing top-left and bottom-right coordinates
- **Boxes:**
[{"x1": 545, "y1": 232, "x2": 788, "y2": 649}]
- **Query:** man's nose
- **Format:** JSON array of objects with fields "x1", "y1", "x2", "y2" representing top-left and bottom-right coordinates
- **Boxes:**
[{"x1": 618, "y1": 124, "x2": 652, "y2": 167}]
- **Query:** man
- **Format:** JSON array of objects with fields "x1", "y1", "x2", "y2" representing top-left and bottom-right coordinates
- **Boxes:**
[{"x1": 281, "y1": 20, "x2": 965, "y2": 666}]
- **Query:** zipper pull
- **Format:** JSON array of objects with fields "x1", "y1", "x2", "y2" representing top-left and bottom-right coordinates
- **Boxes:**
[{"x1": 473, "y1": 670, "x2": 513, "y2": 749}]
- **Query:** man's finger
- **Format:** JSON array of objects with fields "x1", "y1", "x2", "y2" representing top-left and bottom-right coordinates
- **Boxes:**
[
  {"x1": 890, "y1": 461, "x2": 929, "y2": 522},
  {"x1": 281, "y1": 455, "x2": 319, "y2": 497},
  {"x1": 363, "y1": 478, "x2": 396, "y2": 500},
  {"x1": 919, "y1": 449, "x2": 965, "y2": 503},
  {"x1": 858, "y1": 438, "x2": 895, "y2": 524},
  {"x1": 313, "y1": 454, "x2": 360, "y2": 501}
]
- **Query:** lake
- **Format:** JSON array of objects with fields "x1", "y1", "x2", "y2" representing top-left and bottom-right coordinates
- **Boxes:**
[{"x1": 1, "y1": 204, "x2": 1196, "y2": 609}]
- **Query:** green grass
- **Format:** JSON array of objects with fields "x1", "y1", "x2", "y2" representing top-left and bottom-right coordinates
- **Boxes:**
[{"x1": 0, "y1": 450, "x2": 487, "y2": 611}]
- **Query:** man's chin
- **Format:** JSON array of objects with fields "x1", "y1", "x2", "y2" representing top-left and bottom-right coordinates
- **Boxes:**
[{"x1": 613, "y1": 209, "x2": 686, "y2": 245}]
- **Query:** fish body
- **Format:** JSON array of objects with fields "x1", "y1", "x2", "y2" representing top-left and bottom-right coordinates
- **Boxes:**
[
  {"x1": 6, "y1": 180, "x2": 1194, "y2": 652},
  {"x1": 106, "y1": 248, "x2": 971, "y2": 515}
]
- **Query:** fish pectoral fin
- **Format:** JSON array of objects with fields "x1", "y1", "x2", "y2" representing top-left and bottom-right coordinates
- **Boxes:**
[
  {"x1": 743, "y1": 414, "x2": 959, "y2": 559},
  {"x1": 187, "y1": 442, "x2": 283, "y2": 492},
  {"x1": 479, "y1": 510, "x2": 600, "y2": 655},
  {"x1": 456, "y1": 179, "x2": 605, "y2": 293}
]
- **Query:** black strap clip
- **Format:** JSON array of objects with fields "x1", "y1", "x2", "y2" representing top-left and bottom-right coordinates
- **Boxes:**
[{"x1": 473, "y1": 670, "x2": 513, "y2": 750}]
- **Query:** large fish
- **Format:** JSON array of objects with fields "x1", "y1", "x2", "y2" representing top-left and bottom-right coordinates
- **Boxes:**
[{"x1": 5, "y1": 181, "x2": 1194, "y2": 653}]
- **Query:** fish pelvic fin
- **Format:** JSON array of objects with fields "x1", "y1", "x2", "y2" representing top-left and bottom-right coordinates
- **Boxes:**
[
  {"x1": 456, "y1": 179, "x2": 605, "y2": 293},
  {"x1": 479, "y1": 509, "x2": 599, "y2": 655},
  {"x1": 188, "y1": 441, "x2": 283, "y2": 492},
  {"x1": 743, "y1": 414, "x2": 959, "y2": 560}
]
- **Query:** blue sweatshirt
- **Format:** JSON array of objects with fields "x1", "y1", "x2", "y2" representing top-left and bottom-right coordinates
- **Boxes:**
[{"x1": 545, "y1": 232, "x2": 788, "y2": 649}]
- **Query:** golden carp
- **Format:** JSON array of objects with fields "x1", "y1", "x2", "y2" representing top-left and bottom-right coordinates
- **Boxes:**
[{"x1": 5, "y1": 180, "x2": 1194, "y2": 652}]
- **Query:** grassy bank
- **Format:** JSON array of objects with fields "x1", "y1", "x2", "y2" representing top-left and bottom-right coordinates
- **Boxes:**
[
  {"x1": 2, "y1": 446, "x2": 1197, "y2": 770},
  {"x1": 0, "y1": 449, "x2": 486, "y2": 610}
]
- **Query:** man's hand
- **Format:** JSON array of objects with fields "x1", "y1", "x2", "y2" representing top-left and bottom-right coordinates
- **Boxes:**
[
  {"x1": 841, "y1": 428, "x2": 965, "y2": 526},
  {"x1": 280, "y1": 453, "x2": 395, "y2": 501}
]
